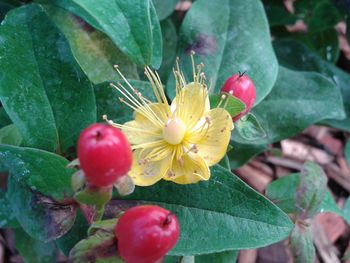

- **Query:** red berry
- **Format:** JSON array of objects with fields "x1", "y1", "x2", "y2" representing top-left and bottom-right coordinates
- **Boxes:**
[
  {"x1": 78, "y1": 123, "x2": 132, "y2": 187},
  {"x1": 221, "y1": 73, "x2": 256, "y2": 122},
  {"x1": 115, "y1": 205, "x2": 180, "y2": 263}
]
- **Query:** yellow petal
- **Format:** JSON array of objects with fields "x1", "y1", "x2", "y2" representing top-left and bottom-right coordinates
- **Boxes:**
[
  {"x1": 121, "y1": 120, "x2": 161, "y2": 145},
  {"x1": 121, "y1": 103, "x2": 168, "y2": 145},
  {"x1": 172, "y1": 82, "x2": 209, "y2": 130},
  {"x1": 187, "y1": 108, "x2": 232, "y2": 166},
  {"x1": 129, "y1": 149, "x2": 172, "y2": 186},
  {"x1": 134, "y1": 102, "x2": 169, "y2": 124},
  {"x1": 164, "y1": 151, "x2": 210, "y2": 184}
]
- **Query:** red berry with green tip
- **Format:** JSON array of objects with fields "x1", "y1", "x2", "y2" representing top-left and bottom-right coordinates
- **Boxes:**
[
  {"x1": 115, "y1": 205, "x2": 180, "y2": 263},
  {"x1": 221, "y1": 73, "x2": 256, "y2": 122},
  {"x1": 78, "y1": 123, "x2": 132, "y2": 187}
]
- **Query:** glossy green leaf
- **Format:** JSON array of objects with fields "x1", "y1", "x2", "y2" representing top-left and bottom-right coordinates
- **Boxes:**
[
  {"x1": 0, "y1": 145, "x2": 76, "y2": 241},
  {"x1": 228, "y1": 142, "x2": 267, "y2": 169},
  {"x1": 0, "y1": 4, "x2": 96, "y2": 154},
  {"x1": 195, "y1": 250, "x2": 238, "y2": 263},
  {"x1": 0, "y1": 108, "x2": 11, "y2": 128},
  {"x1": 45, "y1": 5, "x2": 138, "y2": 84},
  {"x1": 0, "y1": 188, "x2": 19, "y2": 228},
  {"x1": 0, "y1": 124, "x2": 22, "y2": 146},
  {"x1": 296, "y1": 162, "x2": 328, "y2": 219},
  {"x1": 119, "y1": 165, "x2": 293, "y2": 255},
  {"x1": 14, "y1": 227, "x2": 58, "y2": 263},
  {"x1": 347, "y1": 16, "x2": 350, "y2": 43},
  {"x1": 51, "y1": 0, "x2": 162, "y2": 68},
  {"x1": 308, "y1": 1, "x2": 341, "y2": 33},
  {"x1": 263, "y1": 0, "x2": 297, "y2": 26},
  {"x1": 273, "y1": 39, "x2": 350, "y2": 132},
  {"x1": 266, "y1": 173, "x2": 300, "y2": 214},
  {"x1": 164, "y1": 256, "x2": 183, "y2": 263},
  {"x1": 343, "y1": 197, "x2": 350, "y2": 225},
  {"x1": 0, "y1": 0, "x2": 20, "y2": 21},
  {"x1": 266, "y1": 172, "x2": 341, "y2": 217},
  {"x1": 234, "y1": 113, "x2": 267, "y2": 142},
  {"x1": 249, "y1": 66, "x2": 345, "y2": 144},
  {"x1": 94, "y1": 80, "x2": 155, "y2": 123},
  {"x1": 218, "y1": 154, "x2": 231, "y2": 171},
  {"x1": 290, "y1": 224, "x2": 315, "y2": 263},
  {"x1": 319, "y1": 191, "x2": 343, "y2": 216},
  {"x1": 209, "y1": 93, "x2": 246, "y2": 118},
  {"x1": 159, "y1": 19, "x2": 178, "y2": 83},
  {"x1": 153, "y1": 0, "x2": 178, "y2": 20},
  {"x1": 167, "y1": 0, "x2": 278, "y2": 104},
  {"x1": 296, "y1": 29, "x2": 339, "y2": 63}
]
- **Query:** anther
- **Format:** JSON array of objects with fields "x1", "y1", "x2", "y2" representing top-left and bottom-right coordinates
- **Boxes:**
[{"x1": 191, "y1": 144, "x2": 198, "y2": 153}]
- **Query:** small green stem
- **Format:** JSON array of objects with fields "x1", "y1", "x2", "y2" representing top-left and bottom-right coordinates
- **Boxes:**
[{"x1": 93, "y1": 205, "x2": 105, "y2": 222}]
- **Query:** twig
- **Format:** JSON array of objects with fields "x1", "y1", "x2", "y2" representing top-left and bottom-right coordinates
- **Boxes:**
[
  {"x1": 265, "y1": 156, "x2": 304, "y2": 170},
  {"x1": 311, "y1": 220, "x2": 340, "y2": 263}
]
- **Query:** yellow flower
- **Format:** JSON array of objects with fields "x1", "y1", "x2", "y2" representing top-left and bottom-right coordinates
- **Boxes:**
[{"x1": 105, "y1": 58, "x2": 233, "y2": 186}]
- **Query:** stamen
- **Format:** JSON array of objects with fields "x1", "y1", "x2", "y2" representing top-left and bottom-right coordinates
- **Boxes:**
[
  {"x1": 103, "y1": 115, "x2": 159, "y2": 136},
  {"x1": 190, "y1": 51, "x2": 196, "y2": 81},
  {"x1": 113, "y1": 66, "x2": 165, "y2": 126},
  {"x1": 131, "y1": 140, "x2": 164, "y2": 150},
  {"x1": 110, "y1": 82, "x2": 163, "y2": 127}
]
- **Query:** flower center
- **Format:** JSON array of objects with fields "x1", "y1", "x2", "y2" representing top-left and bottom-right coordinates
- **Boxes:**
[{"x1": 163, "y1": 117, "x2": 186, "y2": 145}]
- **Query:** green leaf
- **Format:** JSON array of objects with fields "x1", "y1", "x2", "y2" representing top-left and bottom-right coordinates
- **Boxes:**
[
  {"x1": 308, "y1": 1, "x2": 342, "y2": 33},
  {"x1": 296, "y1": 29, "x2": 339, "y2": 63},
  {"x1": 209, "y1": 93, "x2": 246, "y2": 118},
  {"x1": 296, "y1": 162, "x2": 328, "y2": 219},
  {"x1": 273, "y1": 39, "x2": 350, "y2": 132},
  {"x1": 266, "y1": 173, "x2": 300, "y2": 214},
  {"x1": 69, "y1": 228, "x2": 122, "y2": 263},
  {"x1": 0, "y1": 108, "x2": 11, "y2": 128},
  {"x1": 14, "y1": 227, "x2": 58, "y2": 263},
  {"x1": 227, "y1": 142, "x2": 267, "y2": 169},
  {"x1": 0, "y1": 188, "x2": 19, "y2": 228},
  {"x1": 118, "y1": 165, "x2": 293, "y2": 255},
  {"x1": 343, "y1": 197, "x2": 350, "y2": 225},
  {"x1": 266, "y1": 172, "x2": 341, "y2": 217},
  {"x1": 319, "y1": 191, "x2": 343, "y2": 216},
  {"x1": 55, "y1": 209, "x2": 89, "y2": 256},
  {"x1": 0, "y1": 124, "x2": 22, "y2": 146},
  {"x1": 347, "y1": 16, "x2": 350, "y2": 44},
  {"x1": 159, "y1": 19, "x2": 178, "y2": 83},
  {"x1": 167, "y1": 0, "x2": 278, "y2": 104},
  {"x1": 44, "y1": 5, "x2": 138, "y2": 84},
  {"x1": 248, "y1": 66, "x2": 345, "y2": 144},
  {"x1": 218, "y1": 154, "x2": 231, "y2": 171},
  {"x1": 290, "y1": 224, "x2": 315, "y2": 263},
  {"x1": 0, "y1": 145, "x2": 76, "y2": 241},
  {"x1": 152, "y1": 0, "x2": 178, "y2": 20},
  {"x1": 51, "y1": 0, "x2": 162, "y2": 68},
  {"x1": 234, "y1": 113, "x2": 267, "y2": 142},
  {"x1": 94, "y1": 80, "x2": 156, "y2": 123},
  {"x1": 164, "y1": 256, "x2": 182, "y2": 263},
  {"x1": 195, "y1": 250, "x2": 238, "y2": 263},
  {"x1": 0, "y1": 4, "x2": 96, "y2": 154},
  {"x1": 0, "y1": 0, "x2": 20, "y2": 21},
  {"x1": 263, "y1": 0, "x2": 297, "y2": 26}
]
